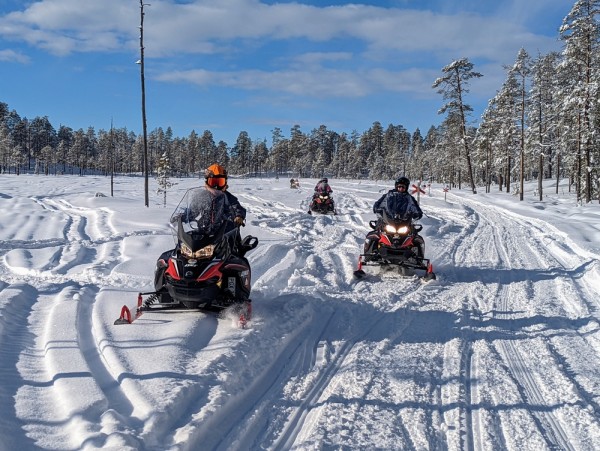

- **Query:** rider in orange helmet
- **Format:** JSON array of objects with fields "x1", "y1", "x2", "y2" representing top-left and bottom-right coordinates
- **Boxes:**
[{"x1": 204, "y1": 163, "x2": 246, "y2": 226}]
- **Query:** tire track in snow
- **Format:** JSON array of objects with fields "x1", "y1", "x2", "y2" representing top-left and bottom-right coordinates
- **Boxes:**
[
  {"x1": 463, "y1": 198, "x2": 580, "y2": 450},
  {"x1": 274, "y1": 305, "x2": 412, "y2": 450},
  {"x1": 179, "y1": 190, "x2": 435, "y2": 450},
  {"x1": 0, "y1": 283, "x2": 39, "y2": 450},
  {"x1": 480, "y1": 204, "x2": 564, "y2": 449},
  {"x1": 2, "y1": 194, "x2": 160, "y2": 290},
  {"x1": 167, "y1": 297, "x2": 330, "y2": 450},
  {"x1": 494, "y1": 212, "x2": 600, "y2": 449}
]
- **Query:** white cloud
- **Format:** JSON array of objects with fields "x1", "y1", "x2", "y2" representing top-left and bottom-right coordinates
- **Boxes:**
[
  {"x1": 0, "y1": 0, "x2": 137, "y2": 55},
  {"x1": 0, "y1": 48, "x2": 29, "y2": 63},
  {"x1": 0, "y1": 0, "x2": 563, "y2": 59},
  {"x1": 0, "y1": 0, "x2": 566, "y2": 104},
  {"x1": 156, "y1": 65, "x2": 444, "y2": 99},
  {"x1": 290, "y1": 52, "x2": 353, "y2": 67}
]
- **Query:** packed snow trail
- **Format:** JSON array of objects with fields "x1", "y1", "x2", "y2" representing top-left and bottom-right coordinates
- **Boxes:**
[{"x1": 0, "y1": 175, "x2": 599, "y2": 450}]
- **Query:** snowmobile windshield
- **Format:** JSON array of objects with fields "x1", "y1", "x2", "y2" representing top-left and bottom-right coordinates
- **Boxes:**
[{"x1": 170, "y1": 187, "x2": 228, "y2": 237}]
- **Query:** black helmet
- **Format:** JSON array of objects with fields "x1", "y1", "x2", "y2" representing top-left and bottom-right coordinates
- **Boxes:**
[
  {"x1": 321, "y1": 178, "x2": 328, "y2": 183},
  {"x1": 395, "y1": 176, "x2": 410, "y2": 189}
]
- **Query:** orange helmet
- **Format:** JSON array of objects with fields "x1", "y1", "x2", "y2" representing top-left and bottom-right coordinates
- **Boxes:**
[{"x1": 205, "y1": 163, "x2": 228, "y2": 190}]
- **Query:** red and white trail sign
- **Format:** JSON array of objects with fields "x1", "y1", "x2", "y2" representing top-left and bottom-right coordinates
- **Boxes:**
[{"x1": 411, "y1": 184, "x2": 425, "y2": 195}]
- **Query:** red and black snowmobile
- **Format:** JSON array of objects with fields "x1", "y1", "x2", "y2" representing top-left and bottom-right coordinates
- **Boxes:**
[
  {"x1": 308, "y1": 192, "x2": 337, "y2": 215},
  {"x1": 354, "y1": 210, "x2": 435, "y2": 280},
  {"x1": 115, "y1": 187, "x2": 258, "y2": 327}
]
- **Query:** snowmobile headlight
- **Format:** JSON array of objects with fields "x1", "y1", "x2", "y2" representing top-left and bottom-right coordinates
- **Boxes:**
[
  {"x1": 181, "y1": 243, "x2": 215, "y2": 259},
  {"x1": 397, "y1": 225, "x2": 409, "y2": 234},
  {"x1": 195, "y1": 244, "x2": 215, "y2": 258},
  {"x1": 385, "y1": 225, "x2": 409, "y2": 235},
  {"x1": 385, "y1": 224, "x2": 398, "y2": 234},
  {"x1": 181, "y1": 242, "x2": 193, "y2": 258}
]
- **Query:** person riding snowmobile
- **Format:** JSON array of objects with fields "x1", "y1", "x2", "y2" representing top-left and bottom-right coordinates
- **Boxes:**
[
  {"x1": 314, "y1": 178, "x2": 332, "y2": 195},
  {"x1": 154, "y1": 164, "x2": 247, "y2": 291},
  {"x1": 308, "y1": 178, "x2": 334, "y2": 214},
  {"x1": 203, "y1": 163, "x2": 246, "y2": 226},
  {"x1": 373, "y1": 176, "x2": 422, "y2": 220},
  {"x1": 367, "y1": 176, "x2": 424, "y2": 256}
]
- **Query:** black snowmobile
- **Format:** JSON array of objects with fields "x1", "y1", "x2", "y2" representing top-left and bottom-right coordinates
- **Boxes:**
[
  {"x1": 354, "y1": 210, "x2": 435, "y2": 280},
  {"x1": 308, "y1": 192, "x2": 337, "y2": 215},
  {"x1": 115, "y1": 187, "x2": 258, "y2": 326}
]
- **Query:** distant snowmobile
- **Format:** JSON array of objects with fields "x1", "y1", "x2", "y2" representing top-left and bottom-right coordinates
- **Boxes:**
[
  {"x1": 115, "y1": 187, "x2": 258, "y2": 327},
  {"x1": 354, "y1": 210, "x2": 435, "y2": 280},
  {"x1": 308, "y1": 193, "x2": 337, "y2": 215}
]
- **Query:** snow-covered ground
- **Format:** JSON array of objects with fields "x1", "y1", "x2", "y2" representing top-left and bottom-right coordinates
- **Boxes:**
[{"x1": 0, "y1": 174, "x2": 599, "y2": 451}]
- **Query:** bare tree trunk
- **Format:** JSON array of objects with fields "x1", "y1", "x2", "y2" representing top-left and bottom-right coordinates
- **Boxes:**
[
  {"x1": 538, "y1": 153, "x2": 543, "y2": 201},
  {"x1": 140, "y1": 0, "x2": 149, "y2": 207},
  {"x1": 506, "y1": 155, "x2": 511, "y2": 193},
  {"x1": 519, "y1": 80, "x2": 525, "y2": 201},
  {"x1": 454, "y1": 68, "x2": 476, "y2": 194},
  {"x1": 486, "y1": 143, "x2": 491, "y2": 193},
  {"x1": 556, "y1": 153, "x2": 560, "y2": 194},
  {"x1": 577, "y1": 113, "x2": 582, "y2": 203}
]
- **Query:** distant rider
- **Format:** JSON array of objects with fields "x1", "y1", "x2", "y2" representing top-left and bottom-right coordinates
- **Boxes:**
[
  {"x1": 314, "y1": 178, "x2": 332, "y2": 195},
  {"x1": 309, "y1": 177, "x2": 333, "y2": 213}
]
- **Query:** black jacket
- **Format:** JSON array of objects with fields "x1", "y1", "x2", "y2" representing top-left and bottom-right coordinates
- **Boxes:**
[
  {"x1": 224, "y1": 190, "x2": 246, "y2": 220},
  {"x1": 373, "y1": 190, "x2": 422, "y2": 220}
]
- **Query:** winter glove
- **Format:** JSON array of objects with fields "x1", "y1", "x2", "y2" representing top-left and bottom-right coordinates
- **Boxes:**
[{"x1": 234, "y1": 216, "x2": 245, "y2": 226}]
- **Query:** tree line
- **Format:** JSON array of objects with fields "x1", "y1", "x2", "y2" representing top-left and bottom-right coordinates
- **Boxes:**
[{"x1": 0, "y1": 0, "x2": 598, "y2": 204}]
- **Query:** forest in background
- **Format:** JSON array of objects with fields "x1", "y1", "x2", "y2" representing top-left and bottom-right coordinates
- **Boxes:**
[{"x1": 0, "y1": 0, "x2": 598, "y2": 204}]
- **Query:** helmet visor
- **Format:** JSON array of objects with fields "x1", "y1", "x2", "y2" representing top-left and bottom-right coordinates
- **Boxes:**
[
  {"x1": 206, "y1": 175, "x2": 227, "y2": 188},
  {"x1": 397, "y1": 184, "x2": 407, "y2": 191}
]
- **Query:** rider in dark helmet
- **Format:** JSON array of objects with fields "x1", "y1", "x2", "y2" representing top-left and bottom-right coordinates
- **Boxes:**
[
  {"x1": 309, "y1": 177, "x2": 334, "y2": 214},
  {"x1": 365, "y1": 176, "x2": 424, "y2": 258},
  {"x1": 373, "y1": 176, "x2": 422, "y2": 220}
]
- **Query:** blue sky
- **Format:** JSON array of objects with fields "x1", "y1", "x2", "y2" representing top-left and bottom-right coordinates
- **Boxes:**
[{"x1": 0, "y1": 0, "x2": 572, "y2": 146}]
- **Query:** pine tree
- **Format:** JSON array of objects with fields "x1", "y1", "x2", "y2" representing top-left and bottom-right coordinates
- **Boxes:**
[
  {"x1": 433, "y1": 58, "x2": 482, "y2": 193},
  {"x1": 508, "y1": 49, "x2": 532, "y2": 201},
  {"x1": 559, "y1": 0, "x2": 600, "y2": 203},
  {"x1": 527, "y1": 52, "x2": 560, "y2": 200},
  {"x1": 156, "y1": 151, "x2": 176, "y2": 207}
]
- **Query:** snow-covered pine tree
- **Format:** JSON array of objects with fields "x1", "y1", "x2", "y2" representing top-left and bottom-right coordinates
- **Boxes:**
[
  {"x1": 560, "y1": 0, "x2": 600, "y2": 203},
  {"x1": 156, "y1": 151, "x2": 176, "y2": 207},
  {"x1": 506, "y1": 48, "x2": 532, "y2": 201},
  {"x1": 432, "y1": 58, "x2": 482, "y2": 193},
  {"x1": 527, "y1": 52, "x2": 560, "y2": 200}
]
